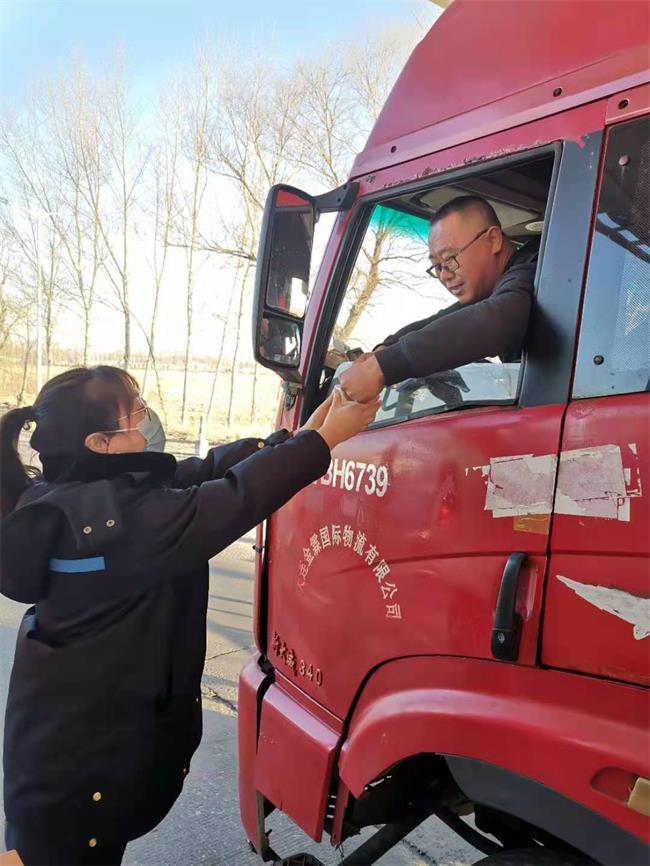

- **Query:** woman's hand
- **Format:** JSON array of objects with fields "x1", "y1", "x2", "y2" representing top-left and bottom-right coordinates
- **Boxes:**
[
  {"x1": 317, "y1": 387, "x2": 380, "y2": 450},
  {"x1": 300, "y1": 392, "x2": 334, "y2": 432}
]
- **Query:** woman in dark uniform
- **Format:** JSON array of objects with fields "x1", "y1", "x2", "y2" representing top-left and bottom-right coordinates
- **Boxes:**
[{"x1": 0, "y1": 366, "x2": 378, "y2": 865}]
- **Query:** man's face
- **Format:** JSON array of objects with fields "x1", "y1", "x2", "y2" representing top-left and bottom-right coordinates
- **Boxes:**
[{"x1": 428, "y1": 212, "x2": 504, "y2": 305}]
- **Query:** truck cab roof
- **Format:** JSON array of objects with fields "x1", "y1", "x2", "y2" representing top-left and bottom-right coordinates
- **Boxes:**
[{"x1": 352, "y1": 0, "x2": 649, "y2": 178}]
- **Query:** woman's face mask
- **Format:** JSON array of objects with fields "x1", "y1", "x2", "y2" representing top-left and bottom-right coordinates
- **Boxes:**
[
  {"x1": 138, "y1": 408, "x2": 166, "y2": 452},
  {"x1": 108, "y1": 401, "x2": 166, "y2": 452}
]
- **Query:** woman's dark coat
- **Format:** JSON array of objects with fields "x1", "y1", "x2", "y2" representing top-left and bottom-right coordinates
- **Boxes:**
[{"x1": 0, "y1": 429, "x2": 330, "y2": 850}]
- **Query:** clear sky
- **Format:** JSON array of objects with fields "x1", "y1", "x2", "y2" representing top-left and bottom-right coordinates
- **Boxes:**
[{"x1": 1, "y1": 0, "x2": 437, "y2": 98}]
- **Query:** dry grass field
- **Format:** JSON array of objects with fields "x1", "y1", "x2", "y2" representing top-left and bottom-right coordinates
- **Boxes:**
[{"x1": 1, "y1": 357, "x2": 284, "y2": 458}]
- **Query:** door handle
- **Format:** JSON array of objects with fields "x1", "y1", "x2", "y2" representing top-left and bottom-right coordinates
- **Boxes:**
[{"x1": 491, "y1": 552, "x2": 527, "y2": 661}]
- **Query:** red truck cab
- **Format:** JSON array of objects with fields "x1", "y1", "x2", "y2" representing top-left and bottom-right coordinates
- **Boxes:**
[{"x1": 239, "y1": 2, "x2": 650, "y2": 863}]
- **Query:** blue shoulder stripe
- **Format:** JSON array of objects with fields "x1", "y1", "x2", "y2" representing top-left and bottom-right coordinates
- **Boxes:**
[{"x1": 49, "y1": 556, "x2": 106, "y2": 573}]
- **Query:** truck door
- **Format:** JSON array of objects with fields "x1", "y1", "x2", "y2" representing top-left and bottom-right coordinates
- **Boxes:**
[
  {"x1": 262, "y1": 134, "x2": 603, "y2": 721},
  {"x1": 543, "y1": 112, "x2": 650, "y2": 688}
]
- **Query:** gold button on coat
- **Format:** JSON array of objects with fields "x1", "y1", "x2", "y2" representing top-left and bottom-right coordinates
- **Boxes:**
[
  {"x1": 257, "y1": 441, "x2": 264, "y2": 449},
  {"x1": 93, "y1": 792, "x2": 102, "y2": 802},
  {"x1": 106, "y1": 519, "x2": 115, "y2": 528},
  {"x1": 83, "y1": 526, "x2": 93, "y2": 535},
  {"x1": 88, "y1": 839, "x2": 97, "y2": 848}
]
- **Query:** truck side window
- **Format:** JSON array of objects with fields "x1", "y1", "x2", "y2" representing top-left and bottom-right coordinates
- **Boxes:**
[
  {"x1": 573, "y1": 116, "x2": 650, "y2": 398},
  {"x1": 324, "y1": 156, "x2": 553, "y2": 425}
]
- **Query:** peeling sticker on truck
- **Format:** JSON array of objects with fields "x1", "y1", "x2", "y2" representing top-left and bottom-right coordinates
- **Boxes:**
[
  {"x1": 556, "y1": 444, "x2": 642, "y2": 522},
  {"x1": 465, "y1": 453, "x2": 556, "y2": 518},
  {"x1": 468, "y1": 444, "x2": 642, "y2": 526},
  {"x1": 483, "y1": 453, "x2": 557, "y2": 518},
  {"x1": 297, "y1": 525, "x2": 401, "y2": 620},
  {"x1": 512, "y1": 514, "x2": 551, "y2": 535},
  {"x1": 557, "y1": 575, "x2": 650, "y2": 640}
]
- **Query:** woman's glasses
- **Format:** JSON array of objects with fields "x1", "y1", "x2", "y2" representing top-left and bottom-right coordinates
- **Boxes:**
[{"x1": 116, "y1": 399, "x2": 151, "y2": 425}]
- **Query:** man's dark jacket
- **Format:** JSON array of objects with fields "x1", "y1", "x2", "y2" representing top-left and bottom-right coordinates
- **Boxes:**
[
  {"x1": 376, "y1": 243, "x2": 538, "y2": 385},
  {"x1": 0, "y1": 430, "x2": 330, "y2": 850}
]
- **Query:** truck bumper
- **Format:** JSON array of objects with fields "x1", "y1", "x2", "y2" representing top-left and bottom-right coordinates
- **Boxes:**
[
  {"x1": 238, "y1": 654, "x2": 341, "y2": 848},
  {"x1": 238, "y1": 654, "x2": 268, "y2": 854}
]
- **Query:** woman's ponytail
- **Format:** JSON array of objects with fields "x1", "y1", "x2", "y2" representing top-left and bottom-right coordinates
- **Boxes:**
[
  {"x1": 1, "y1": 366, "x2": 141, "y2": 517},
  {"x1": 0, "y1": 405, "x2": 37, "y2": 518}
]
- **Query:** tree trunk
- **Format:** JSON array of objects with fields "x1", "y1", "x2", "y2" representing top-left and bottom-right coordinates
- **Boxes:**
[
  {"x1": 339, "y1": 231, "x2": 386, "y2": 342},
  {"x1": 250, "y1": 362, "x2": 259, "y2": 424},
  {"x1": 339, "y1": 269, "x2": 378, "y2": 343},
  {"x1": 83, "y1": 303, "x2": 91, "y2": 367},
  {"x1": 145, "y1": 349, "x2": 167, "y2": 426},
  {"x1": 142, "y1": 346, "x2": 151, "y2": 392},
  {"x1": 227, "y1": 264, "x2": 250, "y2": 428},
  {"x1": 142, "y1": 284, "x2": 160, "y2": 393},
  {"x1": 206, "y1": 266, "x2": 241, "y2": 425},
  {"x1": 152, "y1": 360, "x2": 167, "y2": 425},
  {"x1": 122, "y1": 273, "x2": 131, "y2": 371},
  {"x1": 135, "y1": 313, "x2": 168, "y2": 424},
  {"x1": 181, "y1": 266, "x2": 194, "y2": 424},
  {"x1": 143, "y1": 205, "x2": 169, "y2": 423},
  {"x1": 45, "y1": 313, "x2": 53, "y2": 379},
  {"x1": 17, "y1": 338, "x2": 33, "y2": 406}
]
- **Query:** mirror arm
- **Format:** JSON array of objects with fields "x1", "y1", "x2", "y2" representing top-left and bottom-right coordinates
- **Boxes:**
[
  {"x1": 282, "y1": 380, "x2": 303, "y2": 410},
  {"x1": 313, "y1": 182, "x2": 359, "y2": 214},
  {"x1": 267, "y1": 308, "x2": 303, "y2": 324}
]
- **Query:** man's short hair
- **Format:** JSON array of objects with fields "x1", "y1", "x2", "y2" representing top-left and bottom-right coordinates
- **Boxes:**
[{"x1": 430, "y1": 195, "x2": 501, "y2": 230}]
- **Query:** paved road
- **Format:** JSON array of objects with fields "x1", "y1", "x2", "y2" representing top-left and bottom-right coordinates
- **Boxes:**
[{"x1": 0, "y1": 536, "x2": 481, "y2": 866}]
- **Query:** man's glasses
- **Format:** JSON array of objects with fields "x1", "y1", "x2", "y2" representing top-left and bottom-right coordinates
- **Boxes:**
[{"x1": 426, "y1": 226, "x2": 493, "y2": 279}]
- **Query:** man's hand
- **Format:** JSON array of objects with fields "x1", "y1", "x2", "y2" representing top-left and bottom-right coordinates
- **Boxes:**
[
  {"x1": 317, "y1": 387, "x2": 380, "y2": 449},
  {"x1": 357, "y1": 345, "x2": 386, "y2": 362},
  {"x1": 340, "y1": 353, "x2": 385, "y2": 403}
]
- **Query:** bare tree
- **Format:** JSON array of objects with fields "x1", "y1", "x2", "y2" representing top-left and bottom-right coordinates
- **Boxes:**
[
  {"x1": 336, "y1": 209, "x2": 431, "y2": 345},
  {"x1": 294, "y1": 33, "x2": 419, "y2": 339},
  {"x1": 16, "y1": 330, "x2": 34, "y2": 406},
  {"x1": 47, "y1": 66, "x2": 105, "y2": 365},
  {"x1": 171, "y1": 46, "x2": 214, "y2": 424},
  {"x1": 0, "y1": 230, "x2": 31, "y2": 354},
  {"x1": 205, "y1": 55, "x2": 304, "y2": 256},
  {"x1": 337, "y1": 229, "x2": 389, "y2": 344},
  {"x1": 39, "y1": 223, "x2": 63, "y2": 377},
  {"x1": 205, "y1": 263, "x2": 240, "y2": 425},
  {"x1": 80, "y1": 57, "x2": 148, "y2": 370},
  {"x1": 227, "y1": 261, "x2": 253, "y2": 427},
  {"x1": 1, "y1": 67, "x2": 104, "y2": 365},
  {"x1": 196, "y1": 30, "x2": 428, "y2": 422},
  {"x1": 140, "y1": 83, "x2": 182, "y2": 419},
  {"x1": 200, "y1": 53, "x2": 305, "y2": 423},
  {"x1": 292, "y1": 56, "x2": 357, "y2": 190},
  {"x1": 0, "y1": 205, "x2": 62, "y2": 375}
]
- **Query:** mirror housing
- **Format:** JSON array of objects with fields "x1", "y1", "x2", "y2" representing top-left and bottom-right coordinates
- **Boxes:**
[
  {"x1": 252, "y1": 181, "x2": 358, "y2": 382},
  {"x1": 252, "y1": 185, "x2": 315, "y2": 382}
]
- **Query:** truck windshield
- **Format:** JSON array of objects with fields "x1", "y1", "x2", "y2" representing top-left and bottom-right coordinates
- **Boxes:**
[{"x1": 322, "y1": 153, "x2": 554, "y2": 424}]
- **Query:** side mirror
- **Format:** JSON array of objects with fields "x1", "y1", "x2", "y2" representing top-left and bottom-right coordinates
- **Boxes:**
[{"x1": 252, "y1": 185, "x2": 316, "y2": 380}]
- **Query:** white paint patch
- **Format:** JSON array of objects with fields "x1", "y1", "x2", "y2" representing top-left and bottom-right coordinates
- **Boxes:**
[
  {"x1": 469, "y1": 443, "x2": 642, "y2": 522},
  {"x1": 557, "y1": 575, "x2": 650, "y2": 640}
]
